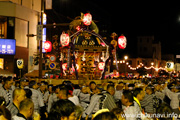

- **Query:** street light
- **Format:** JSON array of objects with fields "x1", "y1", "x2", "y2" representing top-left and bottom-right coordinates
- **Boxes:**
[
  {"x1": 124, "y1": 55, "x2": 128, "y2": 60},
  {"x1": 124, "y1": 55, "x2": 128, "y2": 77},
  {"x1": 151, "y1": 62, "x2": 154, "y2": 66},
  {"x1": 151, "y1": 62, "x2": 154, "y2": 76}
]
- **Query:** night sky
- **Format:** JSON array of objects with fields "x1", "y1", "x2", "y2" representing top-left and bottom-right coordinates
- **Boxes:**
[{"x1": 49, "y1": 0, "x2": 180, "y2": 57}]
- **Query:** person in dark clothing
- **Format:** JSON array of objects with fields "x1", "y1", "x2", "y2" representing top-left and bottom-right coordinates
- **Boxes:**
[
  {"x1": 93, "y1": 111, "x2": 117, "y2": 120},
  {"x1": 0, "y1": 106, "x2": 11, "y2": 120},
  {"x1": 48, "y1": 99, "x2": 76, "y2": 120}
]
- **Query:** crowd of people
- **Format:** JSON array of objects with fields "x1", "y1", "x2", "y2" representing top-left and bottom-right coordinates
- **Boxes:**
[{"x1": 0, "y1": 76, "x2": 180, "y2": 120}]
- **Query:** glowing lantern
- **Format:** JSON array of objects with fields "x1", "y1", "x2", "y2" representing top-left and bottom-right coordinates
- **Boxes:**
[
  {"x1": 44, "y1": 41, "x2": 52, "y2": 52},
  {"x1": 98, "y1": 62, "x2": 105, "y2": 70},
  {"x1": 166, "y1": 62, "x2": 174, "y2": 72},
  {"x1": 17, "y1": 59, "x2": 24, "y2": 69},
  {"x1": 83, "y1": 13, "x2": 92, "y2": 26},
  {"x1": 60, "y1": 33, "x2": 69, "y2": 47},
  {"x1": 118, "y1": 35, "x2": 127, "y2": 49},
  {"x1": 76, "y1": 26, "x2": 81, "y2": 31},
  {"x1": 62, "y1": 63, "x2": 67, "y2": 71}
]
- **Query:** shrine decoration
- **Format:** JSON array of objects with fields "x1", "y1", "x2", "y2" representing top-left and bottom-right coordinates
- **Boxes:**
[
  {"x1": 60, "y1": 33, "x2": 70, "y2": 47},
  {"x1": 118, "y1": 35, "x2": 127, "y2": 49},
  {"x1": 82, "y1": 51, "x2": 86, "y2": 61},
  {"x1": 44, "y1": 41, "x2": 52, "y2": 52},
  {"x1": 76, "y1": 26, "x2": 81, "y2": 31},
  {"x1": 98, "y1": 62, "x2": 105, "y2": 70},
  {"x1": 72, "y1": 64, "x2": 79, "y2": 71},
  {"x1": 62, "y1": 63, "x2": 67, "y2": 71},
  {"x1": 83, "y1": 13, "x2": 92, "y2": 26}
]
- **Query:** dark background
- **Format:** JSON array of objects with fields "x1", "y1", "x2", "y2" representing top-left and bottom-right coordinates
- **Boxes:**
[{"x1": 47, "y1": 0, "x2": 180, "y2": 58}]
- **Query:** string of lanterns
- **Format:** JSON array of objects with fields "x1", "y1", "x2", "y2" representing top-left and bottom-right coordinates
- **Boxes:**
[
  {"x1": 115, "y1": 60, "x2": 167, "y2": 71},
  {"x1": 129, "y1": 64, "x2": 167, "y2": 71}
]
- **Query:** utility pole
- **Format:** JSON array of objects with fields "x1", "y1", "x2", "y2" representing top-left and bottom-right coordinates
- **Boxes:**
[{"x1": 39, "y1": 0, "x2": 44, "y2": 79}]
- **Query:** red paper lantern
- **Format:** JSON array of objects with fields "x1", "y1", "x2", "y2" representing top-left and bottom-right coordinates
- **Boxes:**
[
  {"x1": 60, "y1": 33, "x2": 69, "y2": 47},
  {"x1": 118, "y1": 35, "x2": 127, "y2": 49},
  {"x1": 83, "y1": 13, "x2": 92, "y2": 26},
  {"x1": 101, "y1": 42, "x2": 105, "y2": 47},
  {"x1": 44, "y1": 41, "x2": 52, "y2": 52},
  {"x1": 98, "y1": 62, "x2": 105, "y2": 70}
]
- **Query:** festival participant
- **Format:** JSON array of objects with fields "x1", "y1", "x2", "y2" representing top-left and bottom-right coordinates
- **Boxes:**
[
  {"x1": 0, "y1": 106, "x2": 11, "y2": 120},
  {"x1": 29, "y1": 80, "x2": 45, "y2": 113},
  {"x1": 57, "y1": 86, "x2": 69, "y2": 100},
  {"x1": 72, "y1": 84, "x2": 81, "y2": 97},
  {"x1": 154, "y1": 83, "x2": 165, "y2": 102},
  {"x1": 93, "y1": 109, "x2": 118, "y2": 120},
  {"x1": 38, "y1": 81, "x2": 49, "y2": 105},
  {"x1": 15, "y1": 81, "x2": 20, "y2": 88},
  {"x1": 12, "y1": 99, "x2": 40, "y2": 120},
  {"x1": 7, "y1": 88, "x2": 26, "y2": 116},
  {"x1": 111, "y1": 108, "x2": 125, "y2": 120},
  {"x1": 79, "y1": 85, "x2": 90, "y2": 111},
  {"x1": 114, "y1": 82, "x2": 124, "y2": 102},
  {"x1": 24, "y1": 89, "x2": 32, "y2": 99},
  {"x1": 82, "y1": 86, "x2": 104, "y2": 118},
  {"x1": 0, "y1": 77, "x2": 13, "y2": 106},
  {"x1": 140, "y1": 85, "x2": 155, "y2": 114},
  {"x1": 133, "y1": 88, "x2": 148, "y2": 120},
  {"x1": 133, "y1": 88, "x2": 145, "y2": 112},
  {"x1": 102, "y1": 84, "x2": 117, "y2": 111},
  {"x1": 89, "y1": 81, "x2": 97, "y2": 93},
  {"x1": 19, "y1": 78, "x2": 29, "y2": 89},
  {"x1": 163, "y1": 81, "x2": 180, "y2": 116},
  {"x1": 48, "y1": 84, "x2": 53, "y2": 94},
  {"x1": 83, "y1": 83, "x2": 117, "y2": 118},
  {"x1": 66, "y1": 85, "x2": 80, "y2": 106},
  {"x1": 128, "y1": 84, "x2": 135, "y2": 91},
  {"x1": 156, "y1": 102, "x2": 174, "y2": 120},
  {"x1": 48, "y1": 99, "x2": 76, "y2": 120},
  {"x1": 0, "y1": 76, "x2": 4, "y2": 89},
  {"x1": 47, "y1": 85, "x2": 59, "y2": 113},
  {"x1": 121, "y1": 90, "x2": 138, "y2": 120},
  {"x1": 0, "y1": 97, "x2": 6, "y2": 106}
]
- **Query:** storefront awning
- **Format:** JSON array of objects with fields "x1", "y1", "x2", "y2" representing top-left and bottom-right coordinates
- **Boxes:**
[
  {"x1": 0, "y1": 68, "x2": 15, "y2": 77},
  {"x1": 24, "y1": 70, "x2": 49, "y2": 77}
]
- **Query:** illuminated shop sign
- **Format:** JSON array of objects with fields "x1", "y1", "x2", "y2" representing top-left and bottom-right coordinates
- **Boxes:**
[
  {"x1": 0, "y1": 39, "x2": 16, "y2": 55},
  {"x1": 42, "y1": 13, "x2": 47, "y2": 53},
  {"x1": 166, "y1": 62, "x2": 174, "y2": 72},
  {"x1": 0, "y1": 58, "x2": 4, "y2": 69}
]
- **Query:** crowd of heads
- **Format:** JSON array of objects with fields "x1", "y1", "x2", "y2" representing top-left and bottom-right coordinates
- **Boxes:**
[{"x1": 0, "y1": 76, "x2": 179, "y2": 120}]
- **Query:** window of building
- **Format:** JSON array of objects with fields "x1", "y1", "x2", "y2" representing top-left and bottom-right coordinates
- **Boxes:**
[
  {"x1": 144, "y1": 47, "x2": 147, "y2": 52},
  {"x1": 139, "y1": 39, "x2": 142, "y2": 43},
  {"x1": 0, "y1": 17, "x2": 7, "y2": 38},
  {"x1": 139, "y1": 47, "x2": 142, "y2": 52},
  {"x1": 128, "y1": 60, "x2": 132, "y2": 65},
  {"x1": 137, "y1": 60, "x2": 139, "y2": 65},
  {"x1": 147, "y1": 38, "x2": 149, "y2": 43}
]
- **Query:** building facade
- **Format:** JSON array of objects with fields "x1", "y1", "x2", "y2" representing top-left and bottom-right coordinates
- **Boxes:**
[
  {"x1": 0, "y1": 0, "x2": 41, "y2": 77},
  {"x1": 115, "y1": 36, "x2": 166, "y2": 77},
  {"x1": 137, "y1": 35, "x2": 161, "y2": 60}
]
